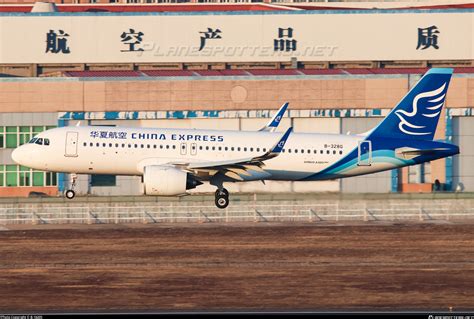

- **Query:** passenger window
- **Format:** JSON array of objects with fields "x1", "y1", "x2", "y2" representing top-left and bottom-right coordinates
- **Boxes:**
[
  {"x1": 96, "y1": 143, "x2": 100, "y2": 147},
  {"x1": 288, "y1": 149, "x2": 292, "y2": 153},
  {"x1": 225, "y1": 147, "x2": 228, "y2": 151},
  {"x1": 333, "y1": 150, "x2": 336, "y2": 154},
  {"x1": 205, "y1": 146, "x2": 209, "y2": 150},
  {"x1": 218, "y1": 146, "x2": 222, "y2": 151},
  {"x1": 90, "y1": 142, "x2": 93, "y2": 147},
  {"x1": 141, "y1": 145, "x2": 144, "y2": 149},
  {"x1": 172, "y1": 145, "x2": 176, "y2": 149},
  {"x1": 237, "y1": 147, "x2": 241, "y2": 151},
  {"x1": 160, "y1": 145, "x2": 163, "y2": 149},
  {"x1": 339, "y1": 150, "x2": 343, "y2": 154},
  {"x1": 295, "y1": 149, "x2": 298, "y2": 153},
  {"x1": 244, "y1": 147, "x2": 247, "y2": 152},
  {"x1": 263, "y1": 148, "x2": 266, "y2": 152},
  {"x1": 307, "y1": 150, "x2": 310, "y2": 154},
  {"x1": 256, "y1": 148, "x2": 259, "y2": 152},
  {"x1": 250, "y1": 148, "x2": 253, "y2": 152},
  {"x1": 166, "y1": 145, "x2": 169, "y2": 149},
  {"x1": 83, "y1": 142, "x2": 87, "y2": 147},
  {"x1": 326, "y1": 150, "x2": 330, "y2": 154}
]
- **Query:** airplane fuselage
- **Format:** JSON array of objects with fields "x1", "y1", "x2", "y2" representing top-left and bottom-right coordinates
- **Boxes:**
[{"x1": 12, "y1": 126, "x2": 458, "y2": 182}]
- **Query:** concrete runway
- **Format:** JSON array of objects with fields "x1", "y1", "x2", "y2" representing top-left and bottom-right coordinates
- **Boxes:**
[{"x1": 0, "y1": 221, "x2": 473, "y2": 312}]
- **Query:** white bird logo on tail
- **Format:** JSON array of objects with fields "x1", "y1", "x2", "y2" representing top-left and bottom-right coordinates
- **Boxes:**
[{"x1": 394, "y1": 83, "x2": 446, "y2": 136}]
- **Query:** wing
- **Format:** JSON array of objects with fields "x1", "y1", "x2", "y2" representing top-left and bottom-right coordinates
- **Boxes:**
[
  {"x1": 259, "y1": 102, "x2": 289, "y2": 132},
  {"x1": 179, "y1": 127, "x2": 293, "y2": 181}
]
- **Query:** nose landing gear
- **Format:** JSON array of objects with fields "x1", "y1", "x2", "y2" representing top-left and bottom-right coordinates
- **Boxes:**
[
  {"x1": 65, "y1": 173, "x2": 77, "y2": 200},
  {"x1": 215, "y1": 188, "x2": 229, "y2": 209}
]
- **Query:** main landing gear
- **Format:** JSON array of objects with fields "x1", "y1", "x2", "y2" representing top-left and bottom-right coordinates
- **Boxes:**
[
  {"x1": 65, "y1": 173, "x2": 77, "y2": 200},
  {"x1": 215, "y1": 188, "x2": 229, "y2": 209}
]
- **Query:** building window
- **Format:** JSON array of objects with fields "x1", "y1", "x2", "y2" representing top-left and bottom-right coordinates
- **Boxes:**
[
  {"x1": 0, "y1": 126, "x2": 56, "y2": 149},
  {"x1": 408, "y1": 163, "x2": 431, "y2": 184},
  {"x1": 0, "y1": 165, "x2": 57, "y2": 187},
  {"x1": 91, "y1": 174, "x2": 116, "y2": 187}
]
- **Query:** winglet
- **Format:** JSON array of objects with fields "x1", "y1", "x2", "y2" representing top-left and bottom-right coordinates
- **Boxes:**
[
  {"x1": 259, "y1": 102, "x2": 289, "y2": 132},
  {"x1": 270, "y1": 126, "x2": 293, "y2": 154}
]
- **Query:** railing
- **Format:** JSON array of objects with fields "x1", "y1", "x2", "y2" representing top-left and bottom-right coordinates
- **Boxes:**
[{"x1": 0, "y1": 199, "x2": 473, "y2": 224}]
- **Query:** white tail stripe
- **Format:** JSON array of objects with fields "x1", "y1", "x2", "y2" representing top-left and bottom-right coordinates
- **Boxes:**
[
  {"x1": 428, "y1": 93, "x2": 446, "y2": 103},
  {"x1": 423, "y1": 111, "x2": 441, "y2": 118},
  {"x1": 426, "y1": 102, "x2": 444, "y2": 111}
]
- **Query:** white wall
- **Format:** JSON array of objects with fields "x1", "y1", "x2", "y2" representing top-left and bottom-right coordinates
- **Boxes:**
[{"x1": 1, "y1": 11, "x2": 472, "y2": 63}]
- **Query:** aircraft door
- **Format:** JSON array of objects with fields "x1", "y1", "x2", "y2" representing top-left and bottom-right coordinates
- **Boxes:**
[
  {"x1": 357, "y1": 140, "x2": 372, "y2": 166},
  {"x1": 65, "y1": 131, "x2": 79, "y2": 157}
]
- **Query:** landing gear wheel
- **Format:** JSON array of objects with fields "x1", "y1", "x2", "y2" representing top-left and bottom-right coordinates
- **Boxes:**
[
  {"x1": 215, "y1": 188, "x2": 229, "y2": 197},
  {"x1": 65, "y1": 190, "x2": 75, "y2": 200},
  {"x1": 215, "y1": 194, "x2": 229, "y2": 209}
]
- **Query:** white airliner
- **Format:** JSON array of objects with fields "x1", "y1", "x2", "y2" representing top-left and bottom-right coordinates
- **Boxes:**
[{"x1": 12, "y1": 69, "x2": 459, "y2": 208}]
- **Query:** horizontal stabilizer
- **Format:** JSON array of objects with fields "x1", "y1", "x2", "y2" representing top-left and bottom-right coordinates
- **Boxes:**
[{"x1": 395, "y1": 147, "x2": 451, "y2": 160}]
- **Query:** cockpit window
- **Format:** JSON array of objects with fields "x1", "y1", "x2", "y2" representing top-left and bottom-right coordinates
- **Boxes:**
[{"x1": 28, "y1": 137, "x2": 50, "y2": 146}]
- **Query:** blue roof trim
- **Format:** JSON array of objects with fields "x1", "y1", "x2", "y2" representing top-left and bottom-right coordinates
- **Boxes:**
[
  {"x1": 1, "y1": 8, "x2": 474, "y2": 17},
  {"x1": 58, "y1": 108, "x2": 391, "y2": 120}
]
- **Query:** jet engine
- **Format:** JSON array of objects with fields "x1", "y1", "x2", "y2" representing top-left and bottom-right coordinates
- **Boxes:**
[{"x1": 143, "y1": 165, "x2": 202, "y2": 196}]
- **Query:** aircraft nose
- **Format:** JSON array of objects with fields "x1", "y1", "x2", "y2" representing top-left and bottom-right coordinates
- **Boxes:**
[{"x1": 11, "y1": 146, "x2": 25, "y2": 165}]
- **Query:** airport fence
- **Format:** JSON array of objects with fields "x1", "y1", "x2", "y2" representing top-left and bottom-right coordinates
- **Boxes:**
[{"x1": 0, "y1": 198, "x2": 473, "y2": 225}]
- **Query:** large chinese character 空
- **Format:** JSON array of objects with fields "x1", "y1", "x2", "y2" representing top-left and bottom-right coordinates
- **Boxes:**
[
  {"x1": 45, "y1": 30, "x2": 70, "y2": 54},
  {"x1": 120, "y1": 28, "x2": 145, "y2": 52},
  {"x1": 416, "y1": 26, "x2": 440, "y2": 50},
  {"x1": 199, "y1": 28, "x2": 222, "y2": 51},
  {"x1": 274, "y1": 27, "x2": 297, "y2": 52}
]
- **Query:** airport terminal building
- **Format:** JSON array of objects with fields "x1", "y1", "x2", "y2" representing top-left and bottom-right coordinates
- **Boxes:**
[{"x1": 0, "y1": 2, "x2": 473, "y2": 197}]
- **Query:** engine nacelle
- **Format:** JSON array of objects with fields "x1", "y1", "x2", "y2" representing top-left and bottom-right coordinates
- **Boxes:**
[{"x1": 143, "y1": 166, "x2": 201, "y2": 196}]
